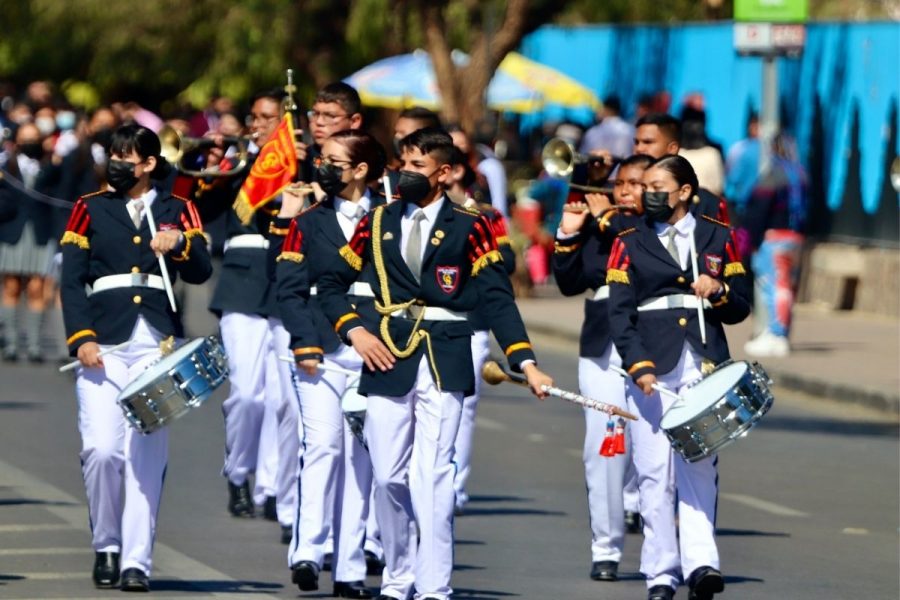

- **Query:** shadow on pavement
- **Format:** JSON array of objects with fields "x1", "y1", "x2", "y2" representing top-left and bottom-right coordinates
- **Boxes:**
[
  {"x1": 151, "y1": 579, "x2": 283, "y2": 593},
  {"x1": 0, "y1": 401, "x2": 42, "y2": 410},
  {"x1": 453, "y1": 588, "x2": 520, "y2": 598},
  {"x1": 715, "y1": 528, "x2": 790, "y2": 538},
  {"x1": 459, "y1": 507, "x2": 566, "y2": 517},
  {"x1": 0, "y1": 498, "x2": 77, "y2": 506},
  {"x1": 467, "y1": 495, "x2": 530, "y2": 503},
  {"x1": 0, "y1": 574, "x2": 26, "y2": 585},
  {"x1": 453, "y1": 564, "x2": 486, "y2": 572},
  {"x1": 722, "y1": 574, "x2": 766, "y2": 584},
  {"x1": 759, "y1": 416, "x2": 899, "y2": 438}
]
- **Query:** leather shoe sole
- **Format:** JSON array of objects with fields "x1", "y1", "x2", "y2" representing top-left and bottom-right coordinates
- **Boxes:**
[{"x1": 590, "y1": 560, "x2": 618, "y2": 581}]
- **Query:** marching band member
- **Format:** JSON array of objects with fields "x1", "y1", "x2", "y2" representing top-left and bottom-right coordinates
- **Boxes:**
[
  {"x1": 273, "y1": 130, "x2": 386, "y2": 599},
  {"x1": 316, "y1": 128, "x2": 553, "y2": 600},
  {"x1": 60, "y1": 124, "x2": 211, "y2": 591},
  {"x1": 444, "y1": 145, "x2": 516, "y2": 515},
  {"x1": 553, "y1": 154, "x2": 652, "y2": 583},
  {"x1": 606, "y1": 155, "x2": 749, "y2": 600}
]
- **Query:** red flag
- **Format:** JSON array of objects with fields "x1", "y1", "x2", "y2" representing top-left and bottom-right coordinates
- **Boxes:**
[{"x1": 233, "y1": 114, "x2": 297, "y2": 224}]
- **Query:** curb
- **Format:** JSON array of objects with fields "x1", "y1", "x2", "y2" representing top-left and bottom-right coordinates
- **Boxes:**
[{"x1": 524, "y1": 321, "x2": 900, "y2": 416}]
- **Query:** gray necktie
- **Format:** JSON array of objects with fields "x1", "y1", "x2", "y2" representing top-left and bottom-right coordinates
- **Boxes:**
[
  {"x1": 405, "y1": 209, "x2": 426, "y2": 281},
  {"x1": 666, "y1": 228, "x2": 680, "y2": 265},
  {"x1": 130, "y1": 199, "x2": 145, "y2": 230}
]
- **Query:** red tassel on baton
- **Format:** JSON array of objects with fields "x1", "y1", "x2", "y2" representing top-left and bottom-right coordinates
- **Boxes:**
[
  {"x1": 612, "y1": 418, "x2": 626, "y2": 455},
  {"x1": 599, "y1": 420, "x2": 617, "y2": 457}
]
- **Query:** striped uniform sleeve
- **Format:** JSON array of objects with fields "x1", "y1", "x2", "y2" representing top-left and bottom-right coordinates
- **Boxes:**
[
  {"x1": 59, "y1": 198, "x2": 97, "y2": 355},
  {"x1": 318, "y1": 213, "x2": 372, "y2": 342},
  {"x1": 606, "y1": 237, "x2": 655, "y2": 381},
  {"x1": 275, "y1": 219, "x2": 324, "y2": 362},
  {"x1": 488, "y1": 209, "x2": 516, "y2": 274},
  {"x1": 709, "y1": 228, "x2": 751, "y2": 324},
  {"x1": 171, "y1": 199, "x2": 212, "y2": 284}
]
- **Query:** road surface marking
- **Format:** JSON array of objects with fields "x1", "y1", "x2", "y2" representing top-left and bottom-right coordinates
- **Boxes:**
[
  {"x1": 841, "y1": 527, "x2": 869, "y2": 535},
  {"x1": 0, "y1": 524, "x2": 73, "y2": 533},
  {"x1": 720, "y1": 492, "x2": 809, "y2": 517},
  {"x1": 475, "y1": 416, "x2": 507, "y2": 431},
  {"x1": 0, "y1": 456, "x2": 280, "y2": 600},
  {"x1": 527, "y1": 433, "x2": 545, "y2": 443}
]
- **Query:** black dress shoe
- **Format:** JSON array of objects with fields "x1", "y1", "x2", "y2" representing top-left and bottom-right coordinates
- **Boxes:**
[
  {"x1": 333, "y1": 580, "x2": 373, "y2": 598},
  {"x1": 625, "y1": 510, "x2": 643, "y2": 534},
  {"x1": 281, "y1": 525, "x2": 292, "y2": 545},
  {"x1": 291, "y1": 560, "x2": 319, "y2": 591},
  {"x1": 227, "y1": 481, "x2": 255, "y2": 517},
  {"x1": 364, "y1": 549, "x2": 384, "y2": 576},
  {"x1": 263, "y1": 495, "x2": 278, "y2": 521},
  {"x1": 322, "y1": 551, "x2": 333, "y2": 572},
  {"x1": 590, "y1": 560, "x2": 619, "y2": 581},
  {"x1": 688, "y1": 565, "x2": 725, "y2": 600},
  {"x1": 92, "y1": 551, "x2": 120, "y2": 588},
  {"x1": 648, "y1": 585, "x2": 675, "y2": 600},
  {"x1": 120, "y1": 568, "x2": 150, "y2": 592}
]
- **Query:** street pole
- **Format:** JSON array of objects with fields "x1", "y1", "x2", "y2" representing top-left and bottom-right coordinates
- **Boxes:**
[{"x1": 759, "y1": 53, "x2": 779, "y2": 175}]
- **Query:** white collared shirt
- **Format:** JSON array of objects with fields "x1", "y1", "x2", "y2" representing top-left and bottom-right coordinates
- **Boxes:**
[
  {"x1": 400, "y1": 196, "x2": 445, "y2": 265},
  {"x1": 128, "y1": 188, "x2": 158, "y2": 225},
  {"x1": 654, "y1": 212, "x2": 696, "y2": 270},
  {"x1": 334, "y1": 192, "x2": 372, "y2": 241}
]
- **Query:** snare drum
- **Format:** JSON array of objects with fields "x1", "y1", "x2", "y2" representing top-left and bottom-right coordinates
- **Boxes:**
[
  {"x1": 659, "y1": 360, "x2": 774, "y2": 462},
  {"x1": 117, "y1": 336, "x2": 229, "y2": 434},
  {"x1": 340, "y1": 376, "x2": 367, "y2": 450}
]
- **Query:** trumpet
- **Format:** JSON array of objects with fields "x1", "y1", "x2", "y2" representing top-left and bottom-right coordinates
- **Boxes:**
[
  {"x1": 541, "y1": 137, "x2": 620, "y2": 193},
  {"x1": 159, "y1": 125, "x2": 252, "y2": 178}
]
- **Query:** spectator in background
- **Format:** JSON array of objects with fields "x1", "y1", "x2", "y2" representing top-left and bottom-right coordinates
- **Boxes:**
[
  {"x1": 678, "y1": 106, "x2": 725, "y2": 196},
  {"x1": 743, "y1": 133, "x2": 807, "y2": 358},
  {"x1": 0, "y1": 123, "x2": 56, "y2": 362},
  {"x1": 580, "y1": 95, "x2": 634, "y2": 161},
  {"x1": 471, "y1": 126, "x2": 509, "y2": 217},
  {"x1": 447, "y1": 124, "x2": 493, "y2": 208},
  {"x1": 724, "y1": 115, "x2": 761, "y2": 218}
]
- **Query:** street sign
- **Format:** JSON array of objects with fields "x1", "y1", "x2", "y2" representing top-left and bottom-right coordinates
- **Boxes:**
[
  {"x1": 734, "y1": 23, "x2": 806, "y2": 56},
  {"x1": 735, "y1": 0, "x2": 808, "y2": 22}
]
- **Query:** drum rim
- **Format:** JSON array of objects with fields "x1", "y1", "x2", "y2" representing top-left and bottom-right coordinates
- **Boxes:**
[
  {"x1": 117, "y1": 337, "x2": 207, "y2": 399},
  {"x1": 660, "y1": 361, "x2": 751, "y2": 427}
]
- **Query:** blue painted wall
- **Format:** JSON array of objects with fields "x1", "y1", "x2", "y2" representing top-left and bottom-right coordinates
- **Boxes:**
[{"x1": 520, "y1": 22, "x2": 899, "y2": 241}]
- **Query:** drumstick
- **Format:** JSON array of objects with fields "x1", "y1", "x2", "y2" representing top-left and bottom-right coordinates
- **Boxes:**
[
  {"x1": 277, "y1": 355, "x2": 359, "y2": 378},
  {"x1": 58, "y1": 340, "x2": 134, "y2": 372},
  {"x1": 382, "y1": 172, "x2": 393, "y2": 203},
  {"x1": 144, "y1": 208, "x2": 178, "y2": 313},
  {"x1": 481, "y1": 361, "x2": 638, "y2": 421},
  {"x1": 608, "y1": 364, "x2": 685, "y2": 402},
  {"x1": 689, "y1": 229, "x2": 707, "y2": 345}
]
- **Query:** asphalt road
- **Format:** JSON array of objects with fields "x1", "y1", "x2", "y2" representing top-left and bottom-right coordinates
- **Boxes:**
[{"x1": 0, "y1": 321, "x2": 897, "y2": 600}]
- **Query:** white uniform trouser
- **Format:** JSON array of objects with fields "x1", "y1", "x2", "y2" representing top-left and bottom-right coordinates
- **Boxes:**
[
  {"x1": 579, "y1": 344, "x2": 638, "y2": 563},
  {"x1": 76, "y1": 316, "x2": 167, "y2": 575},
  {"x1": 288, "y1": 343, "x2": 371, "y2": 583},
  {"x1": 452, "y1": 329, "x2": 490, "y2": 510},
  {"x1": 265, "y1": 318, "x2": 301, "y2": 526},
  {"x1": 367, "y1": 356, "x2": 464, "y2": 600},
  {"x1": 220, "y1": 311, "x2": 269, "y2": 486},
  {"x1": 626, "y1": 343, "x2": 719, "y2": 590}
]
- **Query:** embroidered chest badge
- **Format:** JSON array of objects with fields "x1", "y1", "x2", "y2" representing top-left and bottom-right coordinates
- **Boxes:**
[
  {"x1": 705, "y1": 254, "x2": 723, "y2": 276},
  {"x1": 436, "y1": 265, "x2": 460, "y2": 294}
]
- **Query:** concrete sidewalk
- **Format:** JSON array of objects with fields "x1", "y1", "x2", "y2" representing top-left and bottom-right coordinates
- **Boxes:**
[{"x1": 517, "y1": 286, "x2": 900, "y2": 415}]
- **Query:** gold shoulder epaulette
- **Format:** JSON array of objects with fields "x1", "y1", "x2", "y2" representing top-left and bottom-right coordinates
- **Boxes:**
[
  {"x1": 701, "y1": 214, "x2": 729, "y2": 228},
  {"x1": 617, "y1": 227, "x2": 637, "y2": 237},
  {"x1": 452, "y1": 205, "x2": 480, "y2": 217}
]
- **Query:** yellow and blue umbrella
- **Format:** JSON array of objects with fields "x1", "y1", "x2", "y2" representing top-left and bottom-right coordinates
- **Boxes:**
[{"x1": 345, "y1": 49, "x2": 599, "y2": 115}]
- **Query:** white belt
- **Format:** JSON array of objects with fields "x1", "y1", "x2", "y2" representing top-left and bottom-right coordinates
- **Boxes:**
[
  {"x1": 224, "y1": 234, "x2": 269, "y2": 252},
  {"x1": 309, "y1": 282, "x2": 374, "y2": 297},
  {"x1": 638, "y1": 294, "x2": 712, "y2": 312},
  {"x1": 391, "y1": 306, "x2": 467, "y2": 321},
  {"x1": 89, "y1": 273, "x2": 166, "y2": 296},
  {"x1": 591, "y1": 285, "x2": 610, "y2": 301}
]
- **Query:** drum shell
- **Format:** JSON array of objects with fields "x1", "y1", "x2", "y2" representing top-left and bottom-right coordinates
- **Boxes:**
[
  {"x1": 117, "y1": 336, "x2": 229, "y2": 434},
  {"x1": 662, "y1": 361, "x2": 774, "y2": 462}
]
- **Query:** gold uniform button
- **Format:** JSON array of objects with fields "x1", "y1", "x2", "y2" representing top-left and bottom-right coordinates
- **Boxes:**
[
  {"x1": 678, "y1": 317, "x2": 687, "y2": 327},
  {"x1": 677, "y1": 276, "x2": 686, "y2": 284},
  {"x1": 132, "y1": 235, "x2": 141, "y2": 244},
  {"x1": 131, "y1": 266, "x2": 140, "y2": 273},
  {"x1": 133, "y1": 295, "x2": 142, "y2": 304}
]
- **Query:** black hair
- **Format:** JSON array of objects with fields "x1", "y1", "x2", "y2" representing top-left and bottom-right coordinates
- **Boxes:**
[
  {"x1": 398, "y1": 106, "x2": 442, "y2": 130},
  {"x1": 398, "y1": 127, "x2": 453, "y2": 165},
  {"x1": 109, "y1": 124, "x2": 171, "y2": 180},
  {"x1": 250, "y1": 88, "x2": 287, "y2": 108},
  {"x1": 619, "y1": 153, "x2": 654, "y2": 171},
  {"x1": 328, "y1": 129, "x2": 386, "y2": 183},
  {"x1": 635, "y1": 113, "x2": 681, "y2": 144},
  {"x1": 315, "y1": 82, "x2": 362, "y2": 116},
  {"x1": 648, "y1": 154, "x2": 699, "y2": 199},
  {"x1": 602, "y1": 95, "x2": 622, "y2": 115},
  {"x1": 449, "y1": 145, "x2": 477, "y2": 189}
]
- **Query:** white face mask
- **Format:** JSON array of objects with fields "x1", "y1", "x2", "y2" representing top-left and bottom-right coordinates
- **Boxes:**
[{"x1": 35, "y1": 117, "x2": 56, "y2": 136}]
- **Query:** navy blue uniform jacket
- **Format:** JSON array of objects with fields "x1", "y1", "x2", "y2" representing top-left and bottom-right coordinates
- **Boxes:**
[
  {"x1": 60, "y1": 188, "x2": 212, "y2": 356},
  {"x1": 316, "y1": 197, "x2": 536, "y2": 397},
  {"x1": 607, "y1": 214, "x2": 750, "y2": 381}
]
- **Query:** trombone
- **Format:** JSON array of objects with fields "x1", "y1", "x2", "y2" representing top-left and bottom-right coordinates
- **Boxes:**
[
  {"x1": 541, "y1": 137, "x2": 617, "y2": 194},
  {"x1": 158, "y1": 125, "x2": 252, "y2": 177}
]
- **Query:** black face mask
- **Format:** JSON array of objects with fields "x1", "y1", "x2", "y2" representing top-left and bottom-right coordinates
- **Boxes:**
[
  {"x1": 642, "y1": 190, "x2": 676, "y2": 223},
  {"x1": 315, "y1": 162, "x2": 348, "y2": 197},
  {"x1": 397, "y1": 170, "x2": 436, "y2": 205},
  {"x1": 18, "y1": 142, "x2": 42, "y2": 160},
  {"x1": 106, "y1": 159, "x2": 139, "y2": 194}
]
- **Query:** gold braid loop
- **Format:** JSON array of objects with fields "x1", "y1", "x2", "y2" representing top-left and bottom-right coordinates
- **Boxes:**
[{"x1": 371, "y1": 206, "x2": 442, "y2": 390}]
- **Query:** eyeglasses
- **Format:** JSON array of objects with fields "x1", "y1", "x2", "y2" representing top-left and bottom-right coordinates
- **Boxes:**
[
  {"x1": 249, "y1": 113, "x2": 280, "y2": 124},
  {"x1": 307, "y1": 110, "x2": 348, "y2": 124}
]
